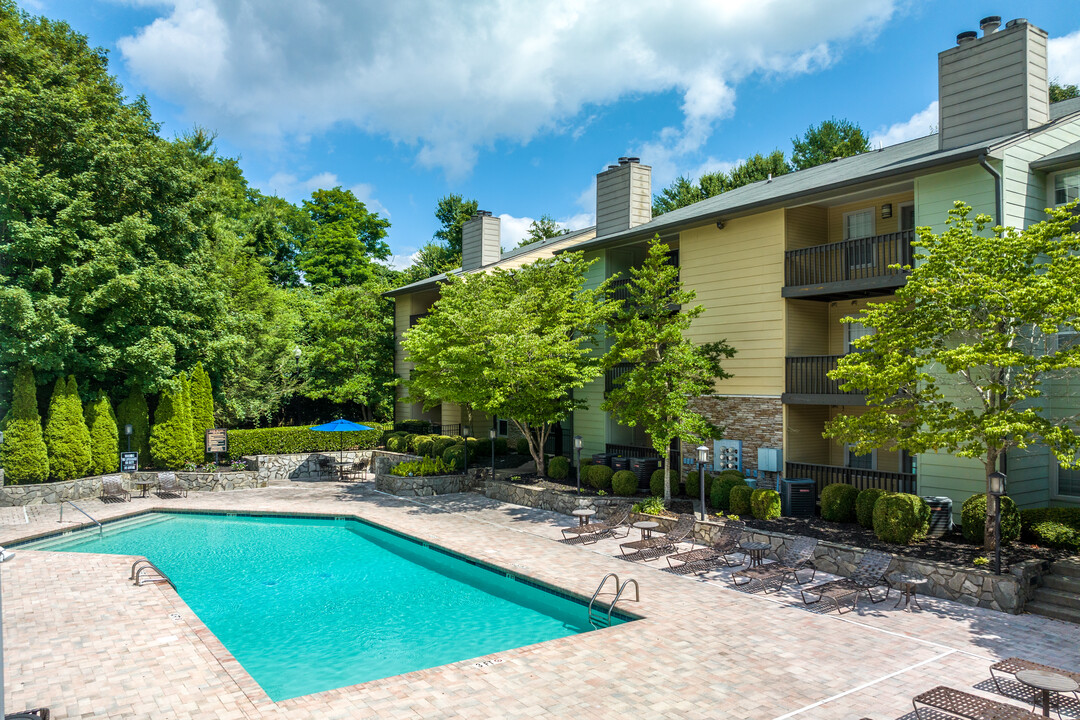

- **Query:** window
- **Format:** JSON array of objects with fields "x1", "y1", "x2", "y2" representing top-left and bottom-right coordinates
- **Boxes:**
[
  {"x1": 1053, "y1": 170, "x2": 1080, "y2": 207},
  {"x1": 496, "y1": 418, "x2": 509, "y2": 436},
  {"x1": 844, "y1": 208, "x2": 876, "y2": 270},
  {"x1": 845, "y1": 318, "x2": 874, "y2": 353},
  {"x1": 1058, "y1": 464, "x2": 1080, "y2": 497},
  {"x1": 845, "y1": 444, "x2": 876, "y2": 470},
  {"x1": 899, "y1": 202, "x2": 915, "y2": 231}
]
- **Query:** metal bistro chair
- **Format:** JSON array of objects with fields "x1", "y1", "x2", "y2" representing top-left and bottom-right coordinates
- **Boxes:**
[
  {"x1": 800, "y1": 549, "x2": 892, "y2": 614},
  {"x1": 731, "y1": 535, "x2": 818, "y2": 593},
  {"x1": 666, "y1": 520, "x2": 746, "y2": 575}
]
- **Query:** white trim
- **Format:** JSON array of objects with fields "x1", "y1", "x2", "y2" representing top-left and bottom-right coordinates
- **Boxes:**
[
  {"x1": 1048, "y1": 168, "x2": 1080, "y2": 208},
  {"x1": 842, "y1": 207, "x2": 876, "y2": 240}
]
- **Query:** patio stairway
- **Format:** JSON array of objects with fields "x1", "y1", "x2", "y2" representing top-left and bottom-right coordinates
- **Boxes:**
[{"x1": 1026, "y1": 559, "x2": 1080, "y2": 623}]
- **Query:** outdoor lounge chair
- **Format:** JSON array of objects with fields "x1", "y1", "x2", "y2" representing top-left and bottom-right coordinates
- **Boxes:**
[
  {"x1": 5, "y1": 708, "x2": 50, "y2": 720},
  {"x1": 913, "y1": 685, "x2": 1040, "y2": 720},
  {"x1": 666, "y1": 520, "x2": 746, "y2": 574},
  {"x1": 990, "y1": 657, "x2": 1080, "y2": 699},
  {"x1": 799, "y1": 549, "x2": 892, "y2": 614},
  {"x1": 619, "y1": 515, "x2": 696, "y2": 562},
  {"x1": 561, "y1": 507, "x2": 632, "y2": 544},
  {"x1": 731, "y1": 535, "x2": 818, "y2": 592},
  {"x1": 156, "y1": 471, "x2": 187, "y2": 498},
  {"x1": 100, "y1": 474, "x2": 129, "y2": 503}
]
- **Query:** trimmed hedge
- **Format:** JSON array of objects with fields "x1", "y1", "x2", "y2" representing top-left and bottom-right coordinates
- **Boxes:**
[
  {"x1": 415, "y1": 437, "x2": 435, "y2": 457},
  {"x1": 750, "y1": 488, "x2": 781, "y2": 520},
  {"x1": 710, "y1": 475, "x2": 748, "y2": 512},
  {"x1": 442, "y1": 444, "x2": 466, "y2": 471},
  {"x1": 226, "y1": 424, "x2": 386, "y2": 458},
  {"x1": 856, "y1": 488, "x2": 887, "y2": 529},
  {"x1": 585, "y1": 464, "x2": 614, "y2": 491},
  {"x1": 611, "y1": 470, "x2": 638, "y2": 496},
  {"x1": 548, "y1": 455, "x2": 570, "y2": 480},
  {"x1": 873, "y1": 493, "x2": 930, "y2": 544},
  {"x1": 432, "y1": 435, "x2": 457, "y2": 457},
  {"x1": 493, "y1": 437, "x2": 508, "y2": 455},
  {"x1": 684, "y1": 471, "x2": 715, "y2": 501},
  {"x1": 729, "y1": 484, "x2": 753, "y2": 516},
  {"x1": 1021, "y1": 507, "x2": 1080, "y2": 551},
  {"x1": 820, "y1": 483, "x2": 859, "y2": 523},
  {"x1": 961, "y1": 493, "x2": 1021, "y2": 545},
  {"x1": 650, "y1": 468, "x2": 680, "y2": 497},
  {"x1": 0, "y1": 364, "x2": 49, "y2": 484},
  {"x1": 516, "y1": 437, "x2": 530, "y2": 455}
]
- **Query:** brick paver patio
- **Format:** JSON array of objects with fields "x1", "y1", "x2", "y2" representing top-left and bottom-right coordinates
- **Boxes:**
[{"x1": 1, "y1": 480, "x2": 1077, "y2": 719}]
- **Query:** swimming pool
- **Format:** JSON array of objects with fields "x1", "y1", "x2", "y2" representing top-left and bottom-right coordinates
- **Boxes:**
[{"x1": 21, "y1": 511, "x2": 629, "y2": 701}]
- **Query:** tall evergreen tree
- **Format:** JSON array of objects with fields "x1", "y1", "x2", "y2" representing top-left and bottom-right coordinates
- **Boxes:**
[
  {"x1": 85, "y1": 391, "x2": 118, "y2": 475},
  {"x1": 179, "y1": 371, "x2": 198, "y2": 462},
  {"x1": 0, "y1": 364, "x2": 48, "y2": 483},
  {"x1": 790, "y1": 118, "x2": 871, "y2": 170},
  {"x1": 150, "y1": 381, "x2": 191, "y2": 469},
  {"x1": 189, "y1": 363, "x2": 215, "y2": 457},
  {"x1": 115, "y1": 388, "x2": 151, "y2": 462},
  {"x1": 44, "y1": 376, "x2": 92, "y2": 481}
]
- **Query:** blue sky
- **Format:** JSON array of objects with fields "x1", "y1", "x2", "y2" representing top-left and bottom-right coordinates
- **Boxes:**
[{"x1": 25, "y1": 1, "x2": 1080, "y2": 267}]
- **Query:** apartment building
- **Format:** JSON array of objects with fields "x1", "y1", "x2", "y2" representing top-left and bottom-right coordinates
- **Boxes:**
[{"x1": 388, "y1": 16, "x2": 1080, "y2": 513}]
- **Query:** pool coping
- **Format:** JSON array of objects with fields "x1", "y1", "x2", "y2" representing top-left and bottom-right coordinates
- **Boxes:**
[{"x1": 12, "y1": 505, "x2": 642, "y2": 709}]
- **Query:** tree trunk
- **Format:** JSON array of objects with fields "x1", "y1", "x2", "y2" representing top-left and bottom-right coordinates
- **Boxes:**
[
  {"x1": 657, "y1": 436, "x2": 673, "y2": 503},
  {"x1": 983, "y1": 454, "x2": 999, "y2": 551},
  {"x1": 517, "y1": 421, "x2": 547, "y2": 477}
]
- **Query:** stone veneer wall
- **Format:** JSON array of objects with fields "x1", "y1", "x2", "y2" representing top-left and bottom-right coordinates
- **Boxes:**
[
  {"x1": 483, "y1": 479, "x2": 632, "y2": 522},
  {"x1": 0, "y1": 470, "x2": 259, "y2": 505},
  {"x1": 633, "y1": 512, "x2": 1045, "y2": 614},
  {"x1": 245, "y1": 449, "x2": 416, "y2": 485},
  {"x1": 375, "y1": 472, "x2": 475, "y2": 496},
  {"x1": 686, "y1": 395, "x2": 783, "y2": 473}
]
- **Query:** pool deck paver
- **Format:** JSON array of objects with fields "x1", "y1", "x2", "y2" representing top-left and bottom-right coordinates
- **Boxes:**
[{"x1": 1, "y1": 480, "x2": 1079, "y2": 718}]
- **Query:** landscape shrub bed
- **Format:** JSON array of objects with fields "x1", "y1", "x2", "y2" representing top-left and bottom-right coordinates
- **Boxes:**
[
  {"x1": 873, "y1": 493, "x2": 930, "y2": 544},
  {"x1": 855, "y1": 488, "x2": 887, "y2": 529},
  {"x1": 729, "y1": 484, "x2": 753, "y2": 516},
  {"x1": 586, "y1": 464, "x2": 614, "y2": 491},
  {"x1": 611, "y1": 470, "x2": 638, "y2": 496},
  {"x1": 750, "y1": 488, "x2": 781, "y2": 520},
  {"x1": 389, "y1": 457, "x2": 454, "y2": 476},
  {"x1": 1021, "y1": 507, "x2": 1080, "y2": 551},
  {"x1": 650, "y1": 468, "x2": 680, "y2": 497},
  {"x1": 709, "y1": 473, "x2": 747, "y2": 512},
  {"x1": 547, "y1": 455, "x2": 570, "y2": 480},
  {"x1": 227, "y1": 424, "x2": 386, "y2": 457},
  {"x1": 820, "y1": 483, "x2": 859, "y2": 523},
  {"x1": 961, "y1": 493, "x2": 1021, "y2": 544}
]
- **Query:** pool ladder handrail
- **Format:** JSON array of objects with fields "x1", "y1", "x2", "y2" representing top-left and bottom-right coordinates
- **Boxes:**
[
  {"x1": 130, "y1": 559, "x2": 176, "y2": 590},
  {"x1": 588, "y1": 573, "x2": 639, "y2": 629},
  {"x1": 59, "y1": 501, "x2": 102, "y2": 536}
]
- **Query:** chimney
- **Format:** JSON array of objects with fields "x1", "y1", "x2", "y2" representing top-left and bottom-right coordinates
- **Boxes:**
[
  {"x1": 460, "y1": 210, "x2": 500, "y2": 271},
  {"x1": 595, "y1": 157, "x2": 651, "y2": 238},
  {"x1": 938, "y1": 17, "x2": 1049, "y2": 150}
]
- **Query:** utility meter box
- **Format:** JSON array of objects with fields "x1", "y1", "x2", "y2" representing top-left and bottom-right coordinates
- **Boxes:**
[
  {"x1": 713, "y1": 439, "x2": 742, "y2": 473},
  {"x1": 757, "y1": 447, "x2": 783, "y2": 473}
]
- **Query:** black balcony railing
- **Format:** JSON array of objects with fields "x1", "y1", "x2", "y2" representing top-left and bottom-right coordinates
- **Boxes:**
[
  {"x1": 409, "y1": 312, "x2": 430, "y2": 327},
  {"x1": 783, "y1": 230, "x2": 914, "y2": 298},
  {"x1": 605, "y1": 362, "x2": 636, "y2": 393},
  {"x1": 784, "y1": 355, "x2": 865, "y2": 403},
  {"x1": 786, "y1": 461, "x2": 916, "y2": 497}
]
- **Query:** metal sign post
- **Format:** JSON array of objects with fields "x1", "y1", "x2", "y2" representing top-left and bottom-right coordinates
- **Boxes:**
[
  {"x1": 205, "y1": 429, "x2": 228, "y2": 466},
  {"x1": 120, "y1": 452, "x2": 139, "y2": 474}
]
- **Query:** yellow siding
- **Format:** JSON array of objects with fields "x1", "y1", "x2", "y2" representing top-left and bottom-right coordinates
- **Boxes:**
[
  {"x1": 681, "y1": 210, "x2": 786, "y2": 396},
  {"x1": 784, "y1": 206, "x2": 827, "y2": 250},
  {"x1": 826, "y1": 295, "x2": 895, "y2": 355},
  {"x1": 489, "y1": 229, "x2": 597, "y2": 271},
  {"x1": 826, "y1": 405, "x2": 901, "y2": 472},
  {"x1": 826, "y1": 191, "x2": 914, "y2": 243},
  {"x1": 784, "y1": 405, "x2": 831, "y2": 464},
  {"x1": 785, "y1": 300, "x2": 829, "y2": 355}
]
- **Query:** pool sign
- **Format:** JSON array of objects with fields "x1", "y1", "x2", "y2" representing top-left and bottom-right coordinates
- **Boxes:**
[
  {"x1": 120, "y1": 452, "x2": 138, "y2": 473},
  {"x1": 205, "y1": 428, "x2": 228, "y2": 454}
]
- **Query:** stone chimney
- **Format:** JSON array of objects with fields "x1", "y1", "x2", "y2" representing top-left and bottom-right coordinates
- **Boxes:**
[
  {"x1": 938, "y1": 17, "x2": 1049, "y2": 150},
  {"x1": 595, "y1": 157, "x2": 652, "y2": 238},
  {"x1": 460, "y1": 210, "x2": 500, "y2": 271}
]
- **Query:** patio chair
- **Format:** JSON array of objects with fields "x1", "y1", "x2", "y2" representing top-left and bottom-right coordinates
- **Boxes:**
[
  {"x1": 5, "y1": 708, "x2": 50, "y2": 720},
  {"x1": 156, "y1": 471, "x2": 188, "y2": 498},
  {"x1": 913, "y1": 685, "x2": 1040, "y2": 720},
  {"x1": 619, "y1": 515, "x2": 696, "y2": 562},
  {"x1": 731, "y1": 535, "x2": 818, "y2": 592},
  {"x1": 665, "y1": 520, "x2": 746, "y2": 575},
  {"x1": 799, "y1": 549, "x2": 892, "y2": 614},
  {"x1": 990, "y1": 657, "x2": 1080, "y2": 699},
  {"x1": 561, "y1": 507, "x2": 632, "y2": 544},
  {"x1": 100, "y1": 474, "x2": 130, "y2": 503}
]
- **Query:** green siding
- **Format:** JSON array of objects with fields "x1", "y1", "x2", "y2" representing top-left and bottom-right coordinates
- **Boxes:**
[
  {"x1": 914, "y1": 164, "x2": 997, "y2": 233},
  {"x1": 575, "y1": 250, "x2": 609, "y2": 458},
  {"x1": 1003, "y1": 124, "x2": 1080, "y2": 229}
]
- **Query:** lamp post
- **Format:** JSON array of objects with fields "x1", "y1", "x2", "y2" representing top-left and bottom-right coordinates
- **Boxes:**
[
  {"x1": 293, "y1": 346, "x2": 302, "y2": 365},
  {"x1": 696, "y1": 445, "x2": 710, "y2": 521},
  {"x1": 489, "y1": 427, "x2": 497, "y2": 480},
  {"x1": 573, "y1": 436, "x2": 583, "y2": 493},
  {"x1": 124, "y1": 423, "x2": 133, "y2": 452},
  {"x1": 461, "y1": 426, "x2": 469, "y2": 475},
  {"x1": 988, "y1": 470, "x2": 1006, "y2": 575}
]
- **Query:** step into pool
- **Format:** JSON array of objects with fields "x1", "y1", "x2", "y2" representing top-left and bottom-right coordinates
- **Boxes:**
[{"x1": 20, "y1": 511, "x2": 631, "y2": 701}]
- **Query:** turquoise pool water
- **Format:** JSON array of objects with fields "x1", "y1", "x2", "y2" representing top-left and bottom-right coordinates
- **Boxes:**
[{"x1": 22, "y1": 512, "x2": 623, "y2": 701}]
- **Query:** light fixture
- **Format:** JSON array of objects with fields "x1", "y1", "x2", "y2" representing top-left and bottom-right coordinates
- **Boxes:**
[
  {"x1": 573, "y1": 435, "x2": 584, "y2": 494},
  {"x1": 988, "y1": 471, "x2": 1006, "y2": 496},
  {"x1": 293, "y1": 346, "x2": 302, "y2": 360},
  {"x1": 489, "y1": 427, "x2": 497, "y2": 479},
  {"x1": 696, "y1": 445, "x2": 710, "y2": 521},
  {"x1": 125, "y1": 424, "x2": 133, "y2": 436},
  {"x1": 696, "y1": 445, "x2": 710, "y2": 465},
  {"x1": 124, "y1": 423, "x2": 133, "y2": 452},
  {"x1": 489, "y1": 427, "x2": 496, "y2": 441},
  {"x1": 881, "y1": 203, "x2": 893, "y2": 219},
  {"x1": 715, "y1": 219, "x2": 725, "y2": 230},
  {"x1": 461, "y1": 426, "x2": 469, "y2": 475},
  {"x1": 988, "y1": 470, "x2": 1007, "y2": 575}
]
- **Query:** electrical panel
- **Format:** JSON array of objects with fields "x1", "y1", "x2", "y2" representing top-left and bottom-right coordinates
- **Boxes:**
[
  {"x1": 758, "y1": 447, "x2": 783, "y2": 473},
  {"x1": 713, "y1": 439, "x2": 742, "y2": 473}
]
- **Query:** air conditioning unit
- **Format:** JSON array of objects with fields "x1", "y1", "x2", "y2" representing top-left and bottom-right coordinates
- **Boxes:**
[{"x1": 781, "y1": 478, "x2": 816, "y2": 518}]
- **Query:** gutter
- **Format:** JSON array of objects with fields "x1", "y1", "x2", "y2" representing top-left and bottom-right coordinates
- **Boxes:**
[{"x1": 978, "y1": 153, "x2": 1003, "y2": 226}]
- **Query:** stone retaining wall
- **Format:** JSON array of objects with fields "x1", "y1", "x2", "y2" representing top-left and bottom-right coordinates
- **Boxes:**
[
  {"x1": 483, "y1": 479, "x2": 632, "y2": 522},
  {"x1": 375, "y1": 472, "x2": 475, "y2": 496},
  {"x1": 245, "y1": 450, "x2": 414, "y2": 484},
  {"x1": 633, "y1": 512, "x2": 1046, "y2": 614},
  {"x1": 0, "y1": 470, "x2": 260, "y2": 505}
]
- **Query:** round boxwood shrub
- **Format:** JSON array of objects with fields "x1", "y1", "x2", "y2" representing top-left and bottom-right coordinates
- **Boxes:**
[
  {"x1": 585, "y1": 464, "x2": 614, "y2": 491},
  {"x1": 820, "y1": 483, "x2": 859, "y2": 523},
  {"x1": 403, "y1": 433, "x2": 418, "y2": 451},
  {"x1": 873, "y1": 493, "x2": 931, "y2": 544},
  {"x1": 464, "y1": 436, "x2": 481, "y2": 460},
  {"x1": 442, "y1": 444, "x2": 466, "y2": 472},
  {"x1": 750, "y1": 488, "x2": 781, "y2": 520},
  {"x1": 962, "y1": 493, "x2": 1021, "y2": 545},
  {"x1": 515, "y1": 437, "x2": 530, "y2": 455},
  {"x1": 710, "y1": 475, "x2": 749, "y2": 512},
  {"x1": 856, "y1": 488, "x2": 887, "y2": 529},
  {"x1": 548, "y1": 455, "x2": 570, "y2": 480},
  {"x1": 729, "y1": 484, "x2": 753, "y2": 517},
  {"x1": 649, "y1": 468, "x2": 680, "y2": 497},
  {"x1": 415, "y1": 437, "x2": 435, "y2": 457},
  {"x1": 611, "y1": 470, "x2": 638, "y2": 496},
  {"x1": 386, "y1": 435, "x2": 407, "y2": 453},
  {"x1": 684, "y1": 471, "x2": 715, "y2": 501},
  {"x1": 493, "y1": 437, "x2": 508, "y2": 455}
]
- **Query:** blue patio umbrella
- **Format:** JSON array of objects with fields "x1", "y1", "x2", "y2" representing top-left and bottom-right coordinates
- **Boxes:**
[{"x1": 311, "y1": 419, "x2": 373, "y2": 479}]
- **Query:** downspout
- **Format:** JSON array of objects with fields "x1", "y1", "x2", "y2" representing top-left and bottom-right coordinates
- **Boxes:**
[{"x1": 978, "y1": 153, "x2": 1003, "y2": 226}]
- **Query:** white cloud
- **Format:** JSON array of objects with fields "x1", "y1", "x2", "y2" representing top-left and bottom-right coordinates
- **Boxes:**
[
  {"x1": 1049, "y1": 29, "x2": 1080, "y2": 87},
  {"x1": 117, "y1": 0, "x2": 898, "y2": 177},
  {"x1": 388, "y1": 249, "x2": 420, "y2": 271},
  {"x1": 498, "y1": 214, "x2": 535, "y2": 251},
  {"x1": 870, "y1": 100, "x2": 938, "y2": 148},
  {"x1": 262, "y1": 172, "x2": 388, "y2": 215}
]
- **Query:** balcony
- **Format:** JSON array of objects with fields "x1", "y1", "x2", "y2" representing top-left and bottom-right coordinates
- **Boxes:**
[
  {"x1": 604, "y1": 362, "x2": 636, "y2": 394},
  {"x1": 783, "y1": 230, "x2": 914, "y2": 300},
  {"x1": 786, "y1": 461, "x2": 916, "y2": 497},
  {"x1": 782, "y1": 355, "x2": 866, "y2": 405},
  {"x1": 409, "y1": 312, "x2": 430, "y2": 327}
]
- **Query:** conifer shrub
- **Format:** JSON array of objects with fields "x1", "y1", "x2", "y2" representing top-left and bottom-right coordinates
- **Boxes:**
[
  {"x1": 820, "y1": 483, "x2": 859, "y2": 523},
  {"x1": 873, "y1": 493, "x2": 931, "y2": 544},
  {"x1": 189, "y1": 363, "x2": 215, "y2": 457},
  {"x1": 585, "y1": 464, "x2": 614, "y2": 491},
  {"x1": 547, "y1": 455, "x2": 570, "y2": 479},
  {"x1": 85, "y1": 391, "x2": 119, "y2": 475},
  {"x1": 44, "y1": 376, "x2": 92, "y2": 481},
  {"x1": 750, "y1": 488, "x2": 782, "y2": 520},
  {"x1": 516, "y1": 437, "x2": 530, "y2": 455},
  {"x1": 729, "y1": 484, "x2": 753, "y2": 516},
  {"x1": 611, "y1": 470, "x2": 639, "y2": 496},
  {"x1": 961, "y1": 493, "x2": 1021, "y2": 544},
  {"x1": 178, "y1": 372, "x2": 199, "y2": 463},
  {"x1": 855, "y1": 488, "x2": 887, "y2": 529},
  {"x1": 0, "y1": 365, "x2": 49, "y2": 483},
  {"x1": 710, "y1": 475, "x2": 749, "y2": 512},
  {"x1": 150, "y1": 381, "x2": 193, "y2": 470},
  {"x1": 115, "y1": 388, "x2": 151, "y2": 462}
]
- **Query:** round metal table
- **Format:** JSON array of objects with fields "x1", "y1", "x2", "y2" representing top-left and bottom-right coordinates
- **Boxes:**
[
  {"x1": 632, "y1": 520, "x2": 659, "y2": 540},
  {"x1": 741, "y1": 541, "x2": 771, "y2": 567},
  {"x1": 887, "y1": 572, "x2": 925, "y2": 611},
  {"x1": 571, "y1": 508, "x2": 596, "y2": 527},
  {"x1": 133, "y1": 479, "x2": 154, "y2": 498},
  {"x1": 1015, "y1": 669, "x2": 1079, "y2": 717}
]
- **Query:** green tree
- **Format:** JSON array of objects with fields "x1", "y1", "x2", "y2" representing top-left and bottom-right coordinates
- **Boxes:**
[
  {"x1": 115, "y1": 388, "x2": 151, "y2": 462},
  {"x1": 433, "y1": 194, "x2": 479, "y2": 257},
  {"x1": 403, "y1": 252, "x2": 613, "y2": 474},
  {"x1": 298, "y1": 187, "x2": 391, "y2": 287},
  {"x1": 44, "y1": 376, "x2": 92, "y2": 481},
  {"x1": 1051, "y1": 81, "x2": 1080, "y2": 103},
  {"x1": 85, "y1": 391, "x2": 118, "y2": 475},
  {"x1": 790, "y1": 118, "x2": 871, "y2": 171},
  {"x1": 242, "y1": 191, "x2": 314, "y2": 288},
  {"x1": 179, "y1": 371, "x2": 198, "y2": 462},
  {"x1": 189, "y1": 362, "x2": 215, "y2": 455},
  {"x1": 601, "y1": 238, "x2": 735, "y2": 502},
  {"x1": 653, "y1": 151, "x2": 790, "y2": 216},
  {"x1": 824, "y1": 202, "x2": 1080, "y2": 550},
  {"x1": 150, "y1": 380, "x2": 192, "y2": 470},
  {"x1": 518, "y1": 214, "x2": 569, "y2": 247},
  {"x1": 0, "y1": 364, "x2": 48, "y2": 483},
  {"x1": 302, "y1": 284, "x2": 395, "y2": 420}
]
